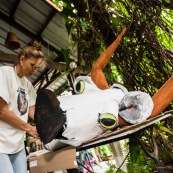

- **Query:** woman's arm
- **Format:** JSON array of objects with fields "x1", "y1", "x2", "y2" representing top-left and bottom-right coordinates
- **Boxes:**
[
  {"x1": 0, "y1": 97, "x2": 39, "y2": 138},
  {"x1": 28, "y1": 105, "x2": 35, "y2": 120}
]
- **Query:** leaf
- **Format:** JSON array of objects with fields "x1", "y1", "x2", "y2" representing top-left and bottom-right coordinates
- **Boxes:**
[
  {"x1": 159, "y1": 126, "x2": 173, "y2": 135},
  {"x1": 63, "y1": 1, "x2": 67, "y2": 7},
  {"x1": 109, "y1": 17, "x2": 121, "y2": 27},
  {"x1": 61, "y1": 48, "x2": 70, "y2": 63}
]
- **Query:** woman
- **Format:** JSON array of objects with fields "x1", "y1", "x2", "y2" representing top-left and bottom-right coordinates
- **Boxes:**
[{"x1": 0, "y1": 41, "x2": 45, "y2": 173}]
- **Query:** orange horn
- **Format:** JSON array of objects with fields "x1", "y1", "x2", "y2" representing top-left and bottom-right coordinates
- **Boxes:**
[
  {"x1": 91, "y1": 28, "x2": 126, "y2": 90},
  {"x1": 150, "y1": 76, "x2": 173, "y2": 117},
  {"x1": 93, "y1": 28, "x2": 126, "y2": 70}
]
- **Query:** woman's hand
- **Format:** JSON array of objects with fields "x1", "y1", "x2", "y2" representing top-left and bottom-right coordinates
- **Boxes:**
[{"x1": 26, "y1": 125, "x2": 39, "y2": 139}]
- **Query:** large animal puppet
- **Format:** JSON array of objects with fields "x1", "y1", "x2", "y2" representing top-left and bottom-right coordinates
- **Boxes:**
[{"x1": 34, "y1": 28, "x2": 172, "y2": 151}]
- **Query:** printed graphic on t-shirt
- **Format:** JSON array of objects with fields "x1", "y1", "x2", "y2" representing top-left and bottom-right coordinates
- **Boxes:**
[{"x1": 17, "y1": 87, "x2": 28, "y2": 115}]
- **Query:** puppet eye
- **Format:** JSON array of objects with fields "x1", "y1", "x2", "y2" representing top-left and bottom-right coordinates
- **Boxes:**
[
  {"x1": 75, "y1": 80, "x2": 85, "y2": 94},
  {"x1": 98, "y1": 113, "x2": 118, "y2": 129}
]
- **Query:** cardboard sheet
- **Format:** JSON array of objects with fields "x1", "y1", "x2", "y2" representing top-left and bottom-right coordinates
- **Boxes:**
[{"x1": 29, "y1": 146, "x2": 77, "y2": 173}]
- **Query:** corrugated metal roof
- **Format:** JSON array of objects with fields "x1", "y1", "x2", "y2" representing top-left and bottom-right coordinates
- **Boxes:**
[{"x1": 0, "y1": 0, "x2": 71, "y2": 93}]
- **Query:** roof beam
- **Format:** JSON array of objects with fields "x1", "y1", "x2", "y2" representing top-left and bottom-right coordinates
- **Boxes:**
[
  {"x1": 0, "y1": 52, "x2": 88, "y2": 74},
  {"x1": 37, "y1": 8, "x2": 57, "y2": 36},
  {"x1": 36, "y1": 70, "x2": 61, "y2": 90},
  {"x1": 10, "y1": 0, "x2": 20, "y2": 17},
  {"x1": 0, "y1": 11, "x2": 64, "y2": 61},
  {"x1": 34, "y1": 69, "x2": 54, "y2": 90},
  {"x1": 0, "y1": 51, "x2": 66, "y2": 70},
  {"x1": 45, "y1": 0, "x2": 62, "y2": 12},
  {"x1": 0, "y1": 51, "x2": 18, "y2": 64}
]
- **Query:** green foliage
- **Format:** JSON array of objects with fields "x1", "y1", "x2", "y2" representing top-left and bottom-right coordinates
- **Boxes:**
[
  {"x1": 111, "y1": 62, "x2": 123, "y2": 83},
  {"x1": 154, "y1": 121, "x2": 173, "y2": 135},
  {"x1": 104, "y1": 164, "x2": 117, "y2": 173},
  {"x1": 98, "y1": 144, "x2": 113, "y2": 158},
  {"x1": 110, "y1": 17, "x2": 122, "y2": 28},
  {"x1": 52, "y1": 0, "x2": 173, "y2": 94},
  {"x1": 156, "y1": 26, "x2": 173, "y2": 50},
  {"x1": 114, "y1": 1, "x2": 130, "y2": 18},
  {"x1": 61, "y1": 48, "x2": 70, "y2": 63},
  {"x1": 127, "y1": 141, "x2": 156, "y2": 173},
  {"x1": 98, "y1": 144, "x2": 125, "y2": 173}
]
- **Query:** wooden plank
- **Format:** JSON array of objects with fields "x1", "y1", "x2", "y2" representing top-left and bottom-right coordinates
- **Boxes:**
[
  {"x1": 0, "y1": 51, "x2": 18, "y2": 64},
  {"x1": 79, "y1": 111, "x2": 173, "y2": 150}
]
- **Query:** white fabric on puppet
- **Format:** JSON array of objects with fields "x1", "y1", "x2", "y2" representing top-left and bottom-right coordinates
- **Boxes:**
[
  {"x1": 119, "y1": 91, "x2": 154, "y2": 124},
  {"x1": 74, "y1": 76, "x2": 101, "y2": 94},
  {"x1": 44, "y1": 76, "x2": 154, "y2": 151},
  {"x1": 45, "y1": 76, "x2": 126, "y2": 151}
]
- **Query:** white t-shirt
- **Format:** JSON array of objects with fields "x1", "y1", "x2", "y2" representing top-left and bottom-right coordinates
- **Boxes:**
[{"x1": 0, "y1": 66, "x2": 36, "y2": 154}]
